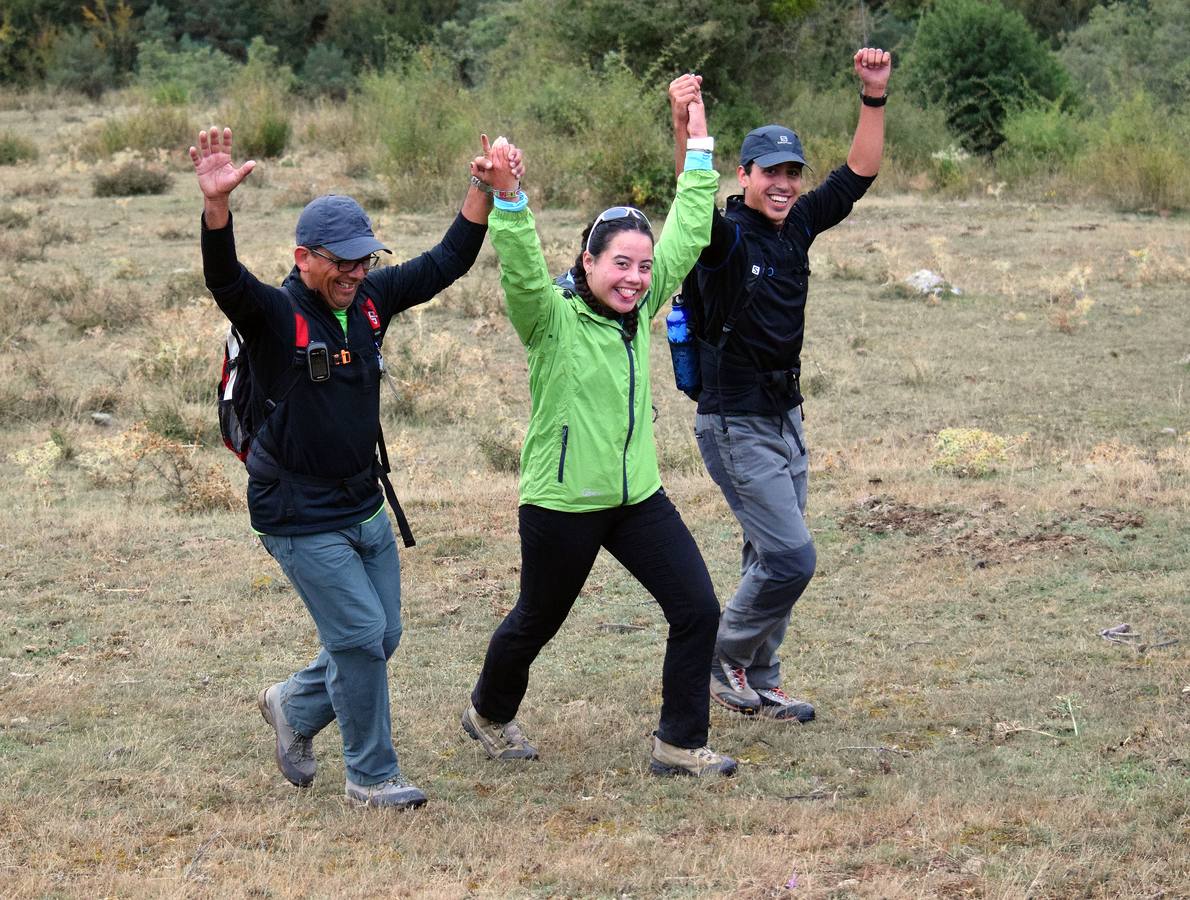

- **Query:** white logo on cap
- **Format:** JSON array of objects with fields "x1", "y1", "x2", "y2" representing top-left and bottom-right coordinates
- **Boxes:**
[
  {"x1": 777, "y1": 135, "x2": 790, "y2": 144},
  {"x1": 751, "y1": 264, "x2": 762, "y2": 276}
]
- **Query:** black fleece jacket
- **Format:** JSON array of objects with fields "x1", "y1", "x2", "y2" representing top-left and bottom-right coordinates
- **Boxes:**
[
  {"x1": 688, "y1": 163, "x2": 875, "y2": 416},
  {"x1": 202, "y1": 211, "x2": 486, "y2": 534}
]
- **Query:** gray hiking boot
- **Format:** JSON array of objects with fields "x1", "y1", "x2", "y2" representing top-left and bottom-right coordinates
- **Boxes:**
[
  {"x1": 461, "y1": 704, "x2": 539, "y2": 760},
  {"x1": 257, "y1": 682, "x2": 315, "y2": 787},
  {"x1": 709, "y1": 657, "x2": 760, "y2": 714},
  {"x1": 345, "y1": 776, "x2": 427, "y2": 810},
  {"x1": 756, "y1": 686, "x2": 816, "y2": 722},
  {"x1": 648, "y1": 735, "x2": 738, "y2": 777}
]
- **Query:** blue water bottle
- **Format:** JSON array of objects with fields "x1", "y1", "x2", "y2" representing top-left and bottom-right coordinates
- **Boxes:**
[{"x1": 666, "y1": 296, "x2": 701, "y2": 400}]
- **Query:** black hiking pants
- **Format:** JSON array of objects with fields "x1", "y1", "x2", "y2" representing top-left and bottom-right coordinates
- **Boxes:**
[{"x1": 471, "y1": 489, "x2": 720, "y2": 749}]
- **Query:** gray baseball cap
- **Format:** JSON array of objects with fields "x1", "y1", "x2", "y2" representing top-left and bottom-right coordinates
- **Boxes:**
[
  {"x1": 739, "y1": 125, "x2": 809, "y2": 169},
  {"x1": 295, "y1": 195, "x2": 390, "y2": 259}
]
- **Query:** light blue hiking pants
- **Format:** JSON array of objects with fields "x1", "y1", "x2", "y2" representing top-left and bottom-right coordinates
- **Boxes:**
[
  {"x1": 259, "y1": 512, "x2": 403, "y2": 786},
  {"x1": 694, "y1": 411, "x2": 816, "y2": 691}
]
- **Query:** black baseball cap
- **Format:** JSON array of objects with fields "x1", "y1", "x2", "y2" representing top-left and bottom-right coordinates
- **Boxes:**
[
  {"x1": 295, "y1": 195, "x2": 390, "y2": 259},
  {"x1": 739, "y1": 125, "x2": 809, "y2": 169}
]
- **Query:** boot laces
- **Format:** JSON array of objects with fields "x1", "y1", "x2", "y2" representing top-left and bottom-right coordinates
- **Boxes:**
[{"x1": 290, "y1": 733, "x2": 314, "y2": 762}]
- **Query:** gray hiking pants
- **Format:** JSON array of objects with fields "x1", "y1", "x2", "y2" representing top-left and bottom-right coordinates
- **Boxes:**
[{"x1": 694, "y1": 410, "x2": 816, "y2": 690}]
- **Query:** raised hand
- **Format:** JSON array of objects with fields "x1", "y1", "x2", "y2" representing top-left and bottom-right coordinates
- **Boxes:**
[
  {"x1": 189, "y1": 127, "x2": 255, "y2": 203},
  {"x1": 854, "y1": 47, "x2": 892, "y2": 96},
  {"x1": 686, "y1": 90, "x2": 708, "y2": 140},
  {"x1": 668, "y1": 73, "x2": 703, "y2": 133},
  {"x1": 471, "y1": 133, "x2": 525, "y2": 191}
]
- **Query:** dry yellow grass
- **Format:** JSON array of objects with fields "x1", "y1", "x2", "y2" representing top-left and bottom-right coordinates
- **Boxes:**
[{"x1": 0, "y1": 98, "x2": 1187, "y2": 898}]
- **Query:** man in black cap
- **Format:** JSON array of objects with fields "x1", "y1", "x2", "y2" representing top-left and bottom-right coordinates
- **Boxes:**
[
  {"x1": 669, "y1": 48, "x2": 891, "y2": 723},
  {"x1": 190, "y1": 126, "x2": 517, "y2": 808}
]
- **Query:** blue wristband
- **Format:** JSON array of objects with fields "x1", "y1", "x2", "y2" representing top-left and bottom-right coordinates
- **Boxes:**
[
  {"x1": 683, "y1": 149, "x2": 713, "y2": 172},
  {"x1": 493, "y1": 191, "x2": 528, "y2": 211}
]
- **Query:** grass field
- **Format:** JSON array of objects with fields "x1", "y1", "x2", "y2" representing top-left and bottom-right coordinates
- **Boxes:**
[{"x1": 0, "y1": 100, "x2": 1187, "y2": 898}]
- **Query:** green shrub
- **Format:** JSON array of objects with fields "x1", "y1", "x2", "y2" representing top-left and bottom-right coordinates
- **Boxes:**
[
  {"x1": 1060, "y1": 0, "x2": 1190, "y2": 114},
  {"x1": 221, "y1": 38, "x2": 294, "y2": 159},
  {"x1": 933, "y1": 427, "x2": 1021, "y2": 477},
  {"x1": 0, "y1": 132, "x2": 38, "y2": 165},
  {"x1": 44, "y1": 27, "x2": 117, "y2": 99},
  {"x1": 135, "y1": 37, "x2": 235, "y2": 105},
  {"x1": 360, "y1": 49, "x2": 479, "y2": 188},
  {"x1": 88, "y1": 103, "x2": 195, "y2": 157},
  {"x1": 93, "y1": 162, "x2": 173, "y2": 197},
  {"x1": 904, "y1": 0, "x2": 1069, "y2": 154},
  {"x1": 299, "y1": 43, "x2": 356, "y2": 99},
  {"x1": 1077, "y1": 92, "x2": 1190, "y2": 212},
  {"x1": 494, "y1": 57, "x2": 673, "y2": 211},
  {"x1": 996, "y1": 99, "x2": 1086, "y2": 181},
  {"x1": 928, "y1": 144, "x2": 980, "y2": 194}
]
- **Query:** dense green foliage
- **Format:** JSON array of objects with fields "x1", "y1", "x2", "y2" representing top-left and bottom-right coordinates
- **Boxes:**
[
  {"x1": 1, "y1": 0, "x2": 1186, "y2": 210},
  {"x1": 903, "y1": 0, "x2": 1068, "y2": 154}
]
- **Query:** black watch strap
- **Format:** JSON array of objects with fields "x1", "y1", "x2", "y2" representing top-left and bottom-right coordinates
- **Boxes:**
[{"x1": 860, "y1": 91, "x2": 888, "y2": 107}]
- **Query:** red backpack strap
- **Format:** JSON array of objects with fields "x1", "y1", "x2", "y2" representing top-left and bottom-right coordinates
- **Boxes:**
[
  {"x1": 360, "y1": 295, "x2": 383, "y2": 344},
  {"x1": 293, "y1": 310, "x2": 309, "y2": 348}
]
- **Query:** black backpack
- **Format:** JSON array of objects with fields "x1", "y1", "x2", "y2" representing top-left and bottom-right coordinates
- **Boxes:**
[
  {"x1": 673, "y1": 221, "x2": 768, "y2": 400},
  {"x1": 216, "y1": 292, "x2": 415, "y2": 546}
]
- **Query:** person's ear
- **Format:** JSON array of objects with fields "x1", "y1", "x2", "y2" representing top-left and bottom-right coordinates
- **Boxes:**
[
  {"x1": 582, "y1": 250, "x2": 594, "y2": 274},
  {"x1": 295, "y1": 246, "x2": 311, "y2": 272}
]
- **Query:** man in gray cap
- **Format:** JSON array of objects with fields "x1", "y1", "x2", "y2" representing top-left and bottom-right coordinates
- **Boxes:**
[
  {"x1": 190, "y1": 125, "x2": 518, "y2": 808},
  {"x1": 669, "y1": 48, "x2": 891, "y2": 723}
]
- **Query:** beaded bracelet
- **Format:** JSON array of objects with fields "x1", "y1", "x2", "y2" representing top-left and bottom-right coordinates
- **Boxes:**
[{"x1": 470, "y1": 175, "x2": 522, "y2": 202}]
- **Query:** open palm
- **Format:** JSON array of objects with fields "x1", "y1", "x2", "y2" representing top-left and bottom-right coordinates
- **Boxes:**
[{"x1": 189, "y1": 127, "x2": 255, "y2": 201}]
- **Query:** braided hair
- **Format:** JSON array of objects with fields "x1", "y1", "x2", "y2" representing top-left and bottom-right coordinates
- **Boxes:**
[{"x1": 569, "y1": 212, "x2": 654, "y2": 342}]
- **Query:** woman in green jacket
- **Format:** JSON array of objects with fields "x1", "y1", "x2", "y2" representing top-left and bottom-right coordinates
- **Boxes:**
[{"x1": 462, "y1": 80, "x2": 736, "y2": 777}]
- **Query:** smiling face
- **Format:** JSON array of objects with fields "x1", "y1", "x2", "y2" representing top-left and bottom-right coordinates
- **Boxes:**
[
  {"x1": 296, "y1": 246, "x2": 368, "y2": 310},
  {"x1": 738, "y1": 161, "x2": 804, "y2": 228},
  {"x1": 583, "y1": 231, "x2": 655, "y2": 315}
]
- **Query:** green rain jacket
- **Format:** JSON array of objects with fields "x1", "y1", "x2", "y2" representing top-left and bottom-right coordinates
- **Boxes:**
[{"x1": 489, "y1": 167, "x2": 718, "y2": 512}]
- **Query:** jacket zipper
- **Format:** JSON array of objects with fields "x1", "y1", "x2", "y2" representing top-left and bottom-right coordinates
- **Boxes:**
[
  {"x1": 620, "y1": 332, "x2": 636, "y2": 505},
  {"x1": 557, "y1": 424, "x2": 569, "y2": 482}
]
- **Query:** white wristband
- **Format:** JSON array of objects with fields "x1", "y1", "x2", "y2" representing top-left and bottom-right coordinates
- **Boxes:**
[{"x1": 686, "y1": 136, "x2": 715, "y2": 152}]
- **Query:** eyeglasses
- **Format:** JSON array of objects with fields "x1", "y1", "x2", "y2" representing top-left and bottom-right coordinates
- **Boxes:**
[
  {"x1": 306, "y1": 246, "x2": 381, "y2": 273},
  {"x1": 585, "y1": 206, "x2": 652, "y2": 255}
]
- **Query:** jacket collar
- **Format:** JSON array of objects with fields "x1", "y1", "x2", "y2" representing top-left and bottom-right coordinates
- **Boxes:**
[{"x1": 725, "y1": 194, "x2": 784, "y2": 233}]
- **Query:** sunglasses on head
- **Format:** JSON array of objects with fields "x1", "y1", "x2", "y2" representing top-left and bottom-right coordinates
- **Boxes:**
[{"x1": 585, "y1": 206, "x2": 652, "y2": 256}]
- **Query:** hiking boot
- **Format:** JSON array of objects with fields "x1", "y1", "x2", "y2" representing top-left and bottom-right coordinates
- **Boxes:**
[
  {"x1": 461, "y1": 704, "x2": 539, "y2": 760},
  {"x1": 345, "y1": 776, "x2": 427, "y2": 810},
  {"x1": 709, "y1": 657, "x2": 760, "y2": 714},
  {"x1": 648, "y1": 735, "x2": 737, "y2": 777},
  {"x1": 257, "y1": 682, "x2": 315, "y2": 787},
  {"x1": 756, "y1": 686, "x2": 816, "y2": 723}
]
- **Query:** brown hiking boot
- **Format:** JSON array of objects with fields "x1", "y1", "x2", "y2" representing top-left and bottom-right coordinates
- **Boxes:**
[
  {"x1": 709, "y1": 657, "x2": 760, "y2": 714},
  {"x1": 461, "y1": 704, "x2": 539, "y2": 760},
  {"x1": 648, "y1": 735, "x2": 738, "y2": 777}
]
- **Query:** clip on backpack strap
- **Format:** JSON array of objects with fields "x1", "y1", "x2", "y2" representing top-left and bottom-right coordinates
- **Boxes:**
[{"x1": 376, "y1": 424, "x2": 415, "y2": 547}]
